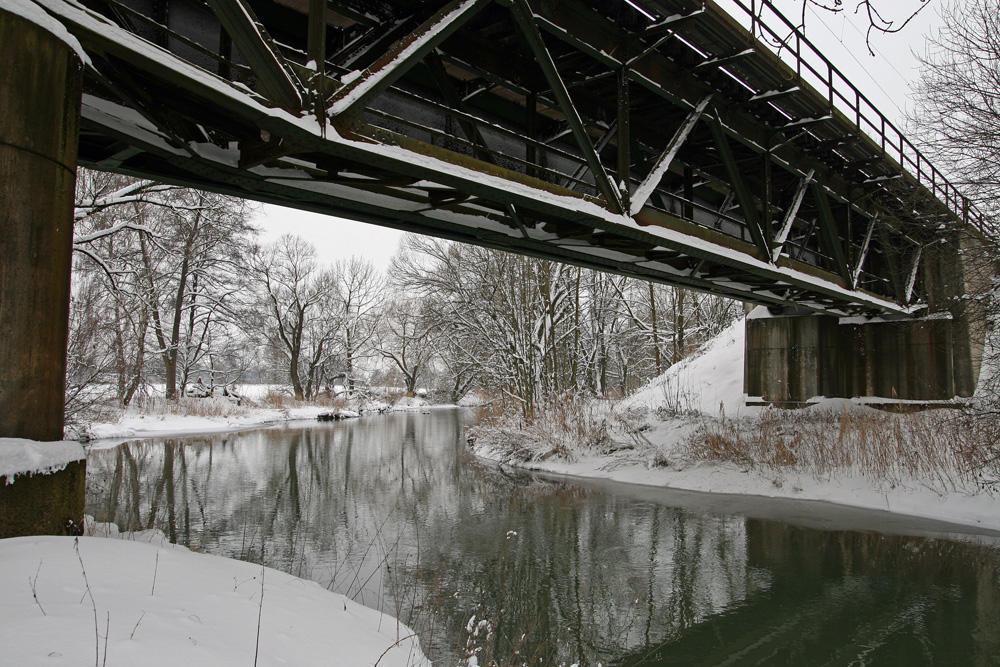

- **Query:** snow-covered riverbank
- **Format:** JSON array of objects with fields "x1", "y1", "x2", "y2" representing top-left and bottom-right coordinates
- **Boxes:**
[
  {"x1": 472, "y1": 319, "x2": 1000, "y2": 535},
  {"x1": 79, "y1": 393, "x2": 464, "y2": 446},
  {"x1": 0, "y1": 527, "x2": 428, "y2": 666},
  {"x1": 1, "y1": 431, "x2": 429, "y2": 667}
]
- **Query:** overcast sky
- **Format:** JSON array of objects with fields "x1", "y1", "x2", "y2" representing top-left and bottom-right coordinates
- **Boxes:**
[{"x1": 257, "y1": 0, "x2": 943, "y2": 270}]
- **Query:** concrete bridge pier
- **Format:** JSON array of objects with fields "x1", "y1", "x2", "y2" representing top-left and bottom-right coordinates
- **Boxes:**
[
  {"x1": 745, "y1": 235, "x2": 989, "y2": 405},
  {"x1": 0, "y1": 7, "x2": 86, "y2": 536},
  {"x1": 745, "y1": 312, "x2": 976, "y2": 404}
]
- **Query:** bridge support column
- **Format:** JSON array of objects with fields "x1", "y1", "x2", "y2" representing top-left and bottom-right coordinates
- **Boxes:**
[
  {"x1": 0, "y1": 7, "x2": 85, "y2": 535},
  {"x1": 746, "y1": 232, "x2": 990, "y2": 405},
  {"x1": 745, "y1": 311, "x2": 974, "y2": 404}
]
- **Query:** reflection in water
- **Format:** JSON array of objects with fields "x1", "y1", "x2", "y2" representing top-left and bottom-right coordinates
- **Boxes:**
[{"x1": 86, "y1": 411, "x2": 1000, "y2": 666}]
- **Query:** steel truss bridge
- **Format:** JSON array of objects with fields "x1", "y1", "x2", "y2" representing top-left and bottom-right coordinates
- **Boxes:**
[{"x1": 35, "y1": 0, "x2": 989, "y2": 315}]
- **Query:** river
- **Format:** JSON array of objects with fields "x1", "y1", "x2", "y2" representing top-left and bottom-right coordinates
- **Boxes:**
[{"x1": 85, "y1": 410, "x2": 1000, "y2": 666}]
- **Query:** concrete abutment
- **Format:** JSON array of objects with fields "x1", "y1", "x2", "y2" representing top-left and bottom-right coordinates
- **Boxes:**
[
  {"x1": 0, "y1": 7, "x2": 85, "y2": 536},
  {"x1": 745, "y1": 312, "x2": 973, "y2": 404},
  {"x1": 745, "y1": 230, "x2": 992, "y2": 405}
]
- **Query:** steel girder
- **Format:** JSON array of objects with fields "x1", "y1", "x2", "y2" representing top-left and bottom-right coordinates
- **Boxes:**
[{"x1": 29, "y1": 0, "x2": 985, "y2": 315}]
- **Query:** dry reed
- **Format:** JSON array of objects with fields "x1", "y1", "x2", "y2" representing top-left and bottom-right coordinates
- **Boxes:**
[{"x1": 681, "y1": 407, "x2": 999, "y2": 495}]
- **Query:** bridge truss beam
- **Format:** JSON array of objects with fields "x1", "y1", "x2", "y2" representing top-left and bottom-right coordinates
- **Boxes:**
[{"x1": 28, "y1": 0, "x2": 987, "y2": 316}]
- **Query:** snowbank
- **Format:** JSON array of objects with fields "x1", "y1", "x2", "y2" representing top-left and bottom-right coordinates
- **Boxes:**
[
  {"x1": 0, "y1": 532, "x2": 428, "y2": 666},
  {"x1": 85, "y1": 406, "x2": 334, "y2": 443},
  {"x1": 0, "y1": 438, "x2": 85, "y2": 483},
  {"x1": 619, "y1": 318, "x2": 755, "y2": 418},
  {"x1": 484, "y1": 452, "x2": 1000, "y2": 534},
  {"x1": 475, "y1": 316, "x2": 1000, "y2": 535}
]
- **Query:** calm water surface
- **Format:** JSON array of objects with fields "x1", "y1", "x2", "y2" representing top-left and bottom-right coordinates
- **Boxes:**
[{"x1": 85, "y1": 410, "x2": 1000, "y2": 666}]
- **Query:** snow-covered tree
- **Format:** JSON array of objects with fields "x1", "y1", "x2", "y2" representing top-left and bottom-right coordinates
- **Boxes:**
[
  {"x1": 331, "y1": 256, "x2": 383, "y2": 394},
  {"x1": 69, "y1": 169, "x2": 257, "y2": 411}
]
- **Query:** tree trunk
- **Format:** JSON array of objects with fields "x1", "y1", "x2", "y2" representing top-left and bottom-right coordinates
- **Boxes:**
[{"x1": 650, "y1": 283, "x2": 661, "y2": 375}]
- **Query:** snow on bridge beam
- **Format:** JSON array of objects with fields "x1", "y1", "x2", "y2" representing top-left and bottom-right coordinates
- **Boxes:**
[
  {"x1": 630, "y1": 95, "x2": 712, "y2": 217},
  {"x1": 36, "y1": 0, "x2": 942, "y2": 317},
  {"x1": 506, "y1": 0, "x2": 624, "y2": 214},
  {"x1": 327, "y1": 0, "x2": 491, "y2": 119},
  {"x1": 204, "y1": 0, "x2": 303, "y2": 111}
]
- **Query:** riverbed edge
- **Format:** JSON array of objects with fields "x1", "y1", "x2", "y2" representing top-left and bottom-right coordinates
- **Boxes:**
[{"x1": 472, "y1": 444, "x2": 1000, "y2": 536}]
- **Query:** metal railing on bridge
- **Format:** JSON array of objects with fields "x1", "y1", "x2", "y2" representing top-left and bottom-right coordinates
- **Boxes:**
[{"x1": 721, "y1": 0, "x2": 990, "y2": 235}]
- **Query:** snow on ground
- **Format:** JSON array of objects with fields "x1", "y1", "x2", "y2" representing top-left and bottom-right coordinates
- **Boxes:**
[
  {"x1": 84, "y1": 403, "x2": 333, "y2": 444},
  {"x1": 0, "y1": 528, "x2": 429, "y2": 666},
  {"x1": 476, "y1": 316, "x2": 1000, "y2": 535},
  {"x1": 1, "y1": 438, "x2": 85, "y2": 482},
  {"x1": 619, "y1": 318, "x2": 756, "y2": 419},
  {"x1": 81, "y1": 389, "x2": 463, "y2": 445},
  {"x1": 485, "y1": 450, "x2": 1000, "y2": 534}
]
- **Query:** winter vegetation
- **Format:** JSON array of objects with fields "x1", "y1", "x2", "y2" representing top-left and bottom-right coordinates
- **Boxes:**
[
  {"x1": 45, "y1": 6, "x2": 1000, "y2": 660},
  {"x1": 463, "y1": 0, "x2": 1000, "y2": 525},
  {"x1": 69, "y1": 148, "x2": 1000, "y2": 525}
]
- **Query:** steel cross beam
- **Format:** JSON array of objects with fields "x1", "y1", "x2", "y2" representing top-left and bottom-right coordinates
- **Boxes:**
[
  {"x1": 21, "y1": 0, "x2": 980, "y2": 319},
  {"x1": 204, "y1": 0, "x2": 303, "y2": 110}
]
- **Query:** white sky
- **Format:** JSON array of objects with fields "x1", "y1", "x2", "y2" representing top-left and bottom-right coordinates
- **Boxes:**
[{"x1": 257, "y1": 1, "x2": 943, "y2": 270}]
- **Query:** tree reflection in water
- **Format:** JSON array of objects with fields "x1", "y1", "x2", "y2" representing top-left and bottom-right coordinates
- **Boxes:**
[{"x1": 86, "y1": 412, "x2": 1000, "y2": 666}]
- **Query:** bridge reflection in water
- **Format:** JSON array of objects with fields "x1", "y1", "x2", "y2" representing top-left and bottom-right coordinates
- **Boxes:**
[{"x1": 85, "y1": 413, "x2": 1000, "y2": 666}]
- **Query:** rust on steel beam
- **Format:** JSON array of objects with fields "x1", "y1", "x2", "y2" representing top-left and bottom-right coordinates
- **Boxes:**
[
  {"x1": 327, "y1": 0, "x2": 491, "y2": 118},
  {"x1": 48, "y1": 0, "x2": 921, "y2": 314},
  {"x1": 204, "y1": 0, "x2": 303, "y2": 110},
  {"x1": 630, "y1": 94, "x2": 711, "y2": 216},
  {"x1": 631, "y1": 205, "x2": 902, "y2": 311},
  {"x1": 506, "y1": 0, "x2": 624, "y2": 213},
  {"x1": 325, "y1": 0, "x2": 381, "y2": 27},
  {"x1": 423, "y1": 50, "x2": 530, "y2": 234},
  {"x1": 424, "y1": 50, "x2": 495, "y2": 164}
]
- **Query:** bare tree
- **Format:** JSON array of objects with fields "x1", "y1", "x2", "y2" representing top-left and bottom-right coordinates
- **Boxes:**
[
  {"x1": 138, "y1": 189, "x2": 256, "y2": 399},
  {"x1": 375, "y1": 295, "x2": 435, "y2": 397},
  {"x1": 249, "y1": 235, "x2": 342, "y2": 400},
  {"x1": 332, "y1": 257, "x2": 383, "y2": 394},
  {"x1": 909, "y1": 0, "x2": 1000, "y2": 218},
  {"x1": 71, "y1": 170, "x2": 257, "y2": 406},
  {"x1": 71, "y1": 170, "x2": 169, "y2": 409},
  {"x1": 751, "y1": 0, "x2": 931, "y2": 53}
]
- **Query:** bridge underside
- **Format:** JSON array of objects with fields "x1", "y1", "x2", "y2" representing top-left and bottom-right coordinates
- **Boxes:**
[{"x1": 31, "y1": 0, "x2": 985, "y2": 317}]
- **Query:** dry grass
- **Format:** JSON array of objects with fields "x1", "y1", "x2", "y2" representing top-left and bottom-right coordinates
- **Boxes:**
[
  {"x1": 255, "y1": 389, "x2": 349, "y2": 410},
  {"x1": 136, "y1": 395, "x2": 259, "y2": 418},
  {"x1": 681, "y1": 407, "x2": 1000, "y2": 495},
  {"x1": 468, "y1": 398, "x2": 613, "y2": 463}
]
